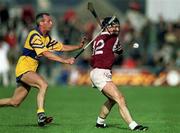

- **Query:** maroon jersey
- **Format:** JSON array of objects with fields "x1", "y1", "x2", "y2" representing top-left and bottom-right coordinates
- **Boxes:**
[{"x1": 91, "y1": 32, "x2": 122, "y2": 69}]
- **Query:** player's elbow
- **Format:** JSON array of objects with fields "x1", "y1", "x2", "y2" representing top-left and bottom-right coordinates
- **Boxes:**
[
  {"x1": 42, "y1": 51, "x2": 56, "y2": 61},
  {"x1": 10, "y1": 100, "x2": 21, "y2": 107},
  {"x1": 42, "y1": 51, "x2": 50, "y2": 57}
]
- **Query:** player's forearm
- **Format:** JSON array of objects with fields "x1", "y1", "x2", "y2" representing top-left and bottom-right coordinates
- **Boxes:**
[
  {"x1": 61, "y1": 44, "x2": 82, "y2": 52},
  {"x1": 42, "y1": 51, "x2": 67, "y2": 63}
]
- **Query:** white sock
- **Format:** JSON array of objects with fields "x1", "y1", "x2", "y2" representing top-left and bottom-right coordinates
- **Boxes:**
[
  {"x1": 96, "y1": 117, "x2": 105, "y2": 124},
  {"x1": 129, "y1": 121, "x2": 138, "y2": 130}
]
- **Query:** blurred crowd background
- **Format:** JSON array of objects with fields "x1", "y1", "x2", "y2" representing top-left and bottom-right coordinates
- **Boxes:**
[{"x1": 0, "y1": 0, "x2": 179, "y2": 87}]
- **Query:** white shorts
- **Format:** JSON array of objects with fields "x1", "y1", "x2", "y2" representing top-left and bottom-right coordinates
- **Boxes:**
[{"x1": 90, "y1": 68, "x2": 112, "y2": 91}]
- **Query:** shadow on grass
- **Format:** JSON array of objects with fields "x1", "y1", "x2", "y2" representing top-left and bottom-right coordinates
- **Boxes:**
[
  {"x1": 0, "y1": 122, "x2": 61, "y2": 128},
  {"x1": 107, "y1": 124, "x2": 129, "y2": 130}
]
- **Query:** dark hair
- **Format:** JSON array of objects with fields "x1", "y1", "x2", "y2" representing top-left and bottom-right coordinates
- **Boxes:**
[
  {"x1": 102, "y1": 16, "x2": 120, "y2": 28},
  {"x1": 35, "y1": 13, "x2": 50, "y2": 27}
]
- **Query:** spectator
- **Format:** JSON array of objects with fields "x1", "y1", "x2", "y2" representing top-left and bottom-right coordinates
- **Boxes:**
[
  {"x1": 21, "y1": 5, "x2": 35, "y2": 27},
  {"x1": 57, "y1": 9, "x2": 81, "y2": 44},
  {"x1": 175, "y1": 50, "x2": 180, "y2": 67},
  {"x1": 4, "y1": 28, "x2": 18, "y2": 65},
  {"x1": 156, "y1": 15, "x2": 167, "y2": 49},
  {"x1": 0, "y1": 36, "x2": 10, "y2": 86},
  {"x1": 126, "y1": 1, "x2": 146, "y2": 33}
]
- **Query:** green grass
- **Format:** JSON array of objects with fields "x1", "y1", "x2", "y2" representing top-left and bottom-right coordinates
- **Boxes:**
[{"x1": 0, "y1": 85, "x2": 180, "y2": 133}]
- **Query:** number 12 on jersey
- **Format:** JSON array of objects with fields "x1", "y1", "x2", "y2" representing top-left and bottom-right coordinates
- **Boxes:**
[{"x1": 92, "y1": 39, "x2": 105, "y2": 55}]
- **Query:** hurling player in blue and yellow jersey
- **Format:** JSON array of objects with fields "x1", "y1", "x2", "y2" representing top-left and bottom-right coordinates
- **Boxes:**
[{"x1": 0, "y1": 13, "x2": 85, "y2": 126}]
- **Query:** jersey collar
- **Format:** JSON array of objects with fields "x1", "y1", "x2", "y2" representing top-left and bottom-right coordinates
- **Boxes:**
[
  {"x1": 101, "y1": 31, "x2": 110, "y2": 35},
  {"x1": 35, "y1": 27, "x2": 49, "y2": 36}
]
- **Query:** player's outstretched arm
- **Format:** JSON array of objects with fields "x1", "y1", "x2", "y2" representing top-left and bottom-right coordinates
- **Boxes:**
[
  {"x1": 61, "y1": 37, "x2": 86, "y2": 52},
  {"x1": 42, "y1": 51, "x2": 74, "y2": 64}
]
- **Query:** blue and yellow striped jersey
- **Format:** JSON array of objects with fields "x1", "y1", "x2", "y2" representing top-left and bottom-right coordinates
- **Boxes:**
[{"x1": 15, "y1": 27, "x2": 63, "y2": 77}]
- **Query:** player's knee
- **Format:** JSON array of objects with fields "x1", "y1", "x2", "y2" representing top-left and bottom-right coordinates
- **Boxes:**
[
  {"x1": 116, "y1": 95, "x2": 126, "y2": 106},
  {"x1": 39, "y1": 81, "x2": 48, "y2": 91},
  {"x1": 10, "y1": 99, "x2": 21, "y2": 107},
  {"x1": 43, "y1": 82, "x2": 48, "y2": 89}
]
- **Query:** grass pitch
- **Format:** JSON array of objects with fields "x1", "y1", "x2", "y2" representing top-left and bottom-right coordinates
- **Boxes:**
[{"x1": 0, "y1": 85, "x2": 180, "y2": 133}]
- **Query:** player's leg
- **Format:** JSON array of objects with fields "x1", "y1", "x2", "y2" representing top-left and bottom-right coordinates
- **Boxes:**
[
  {"x1": 102, "y1": 81, "x2": 148, "y2": 131},
  {"x1": 20, "y1": 71, "x2": 52, "y2": 126},
  {"x1": 96, "y1": 98, "x2": 116, "y2": 128},
  {"x1": 99, "y1": 98, "x2": 116, "y2": 119},
  {"x1": 0, "y1": 85, "x2": 29, "y2": 107},
  {"x1": 21, "y1": 72, "x2": 47, "y2": 110},
  {"x1": 103, "y1": 82, "x2": 133, "y2": 123},
  {"x1": 90, "y1": 69, "x2": 115, "y2": 128}
]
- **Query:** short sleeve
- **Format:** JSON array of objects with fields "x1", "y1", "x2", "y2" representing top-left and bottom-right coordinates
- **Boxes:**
[
  {"x1": 46, "y1": 38, "x2": 63, "y2": 51},
  {"x1": 30, "y1": 34, "x2": 48, "y2": 55}
]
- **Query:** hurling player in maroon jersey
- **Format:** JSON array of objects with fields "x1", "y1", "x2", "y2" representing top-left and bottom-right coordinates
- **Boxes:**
[{"x1": 90, "y1": 17, "x2": 148, "y2": 131}]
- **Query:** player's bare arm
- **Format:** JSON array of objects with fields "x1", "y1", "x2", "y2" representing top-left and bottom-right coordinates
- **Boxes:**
[
  {"x1": 42, "y1": 51, "x2": 74, "y2": 64},
  {"x1": 61, "y1": 37, "x2": 86, "y2": 52}
]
